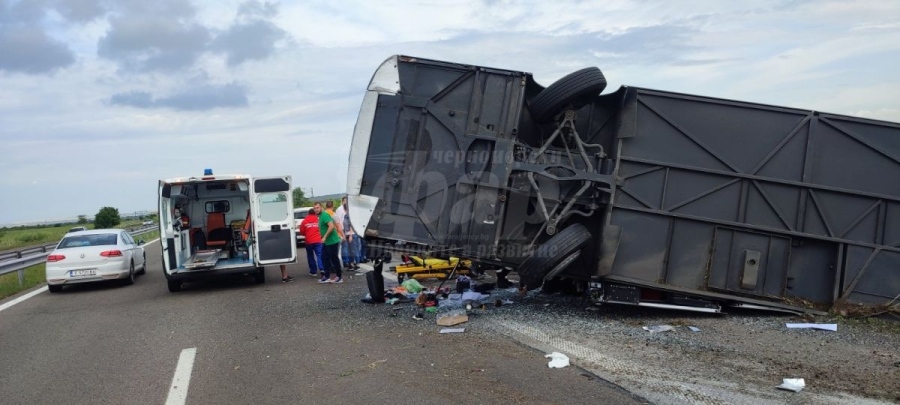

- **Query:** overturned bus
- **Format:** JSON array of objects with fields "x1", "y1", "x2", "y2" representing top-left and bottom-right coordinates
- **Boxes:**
[{"x1": 347, "y1": 55, "x2": 900, "y2": 314}]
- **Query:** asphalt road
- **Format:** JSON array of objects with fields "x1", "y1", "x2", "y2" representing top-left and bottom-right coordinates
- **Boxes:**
[{"x1": 0, "y1": 242, "x2": 644, "y2": 405}]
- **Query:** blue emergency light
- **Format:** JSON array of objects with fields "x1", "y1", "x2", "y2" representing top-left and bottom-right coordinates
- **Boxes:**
[{"x1": 204, "y1": 168, "x2": 213, "y2": 175}]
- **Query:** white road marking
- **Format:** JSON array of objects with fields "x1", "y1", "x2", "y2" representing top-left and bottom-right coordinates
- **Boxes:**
[
  {"x1": 165, "y1": 348, "x2": 197, "y2": 405},
  {"x1": 0, "y1": 286, "x2": 48, "y2": 312}
]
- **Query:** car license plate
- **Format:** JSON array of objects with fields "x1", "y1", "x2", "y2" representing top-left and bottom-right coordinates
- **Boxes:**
[{"x1": 70, "y1": 269, "x2": 97, "y2": 277}]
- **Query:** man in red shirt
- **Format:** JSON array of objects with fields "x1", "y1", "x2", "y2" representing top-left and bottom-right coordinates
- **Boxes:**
[{"x1": 299, "y1": 207, "x2": 325, "y2": 276}]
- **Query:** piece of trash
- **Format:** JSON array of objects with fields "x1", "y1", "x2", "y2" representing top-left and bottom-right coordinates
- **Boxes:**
[
  {"x1": 643, "y1": 325, "x2": 675, "y2": 334},
  {"x1": 687, "y1": 326, "x2": 701, "y2": 332},
  {"x1": 437, "y1": 310, "x2": 469, "y2": 326},
  {"x1": 502, "y1": 299, "x2": 514, "y2": 305},
  {"x1": 776, "y1": 378, "x2": 805, "y2": 392},
  {"x1": 461, "y1": 291, "x2": 489, "y2": 301},
  {"x1": 385, "y1": 298, "x2": 399, "y2": 305},
  {"x1": 412, "y1": 313, "x2": 424, "y2": 321},
  {"x1": 545, "y1": 352, "x2": 570, "y2": 368},
  {"x1": 392, "y1": 307, "x2": 403, "y2": 311},
  {"x1": 234, "y1": 366, "x2": 240, "y2": 370},
  {"x1": 440, "y1": 328, "x2": 466, "y2": 334},
  {"x1": 401, "y1": 279, "x2": 424, "y2": 293},
  {"x1": 585, "y1": 306, "x2": 599, "y2": 311},
  {"x1": 425, "y1": 307, "x2": 438, "y2": 313},
  {"x1": 786, "y1": 323, "x2": 837, "y2": 331}
]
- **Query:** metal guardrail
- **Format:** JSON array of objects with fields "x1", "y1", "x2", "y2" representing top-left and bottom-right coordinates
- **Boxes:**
[
  {"x1": 0, "y1": 243, "x2": 58, "y2": 262},
  {"x1": 0, "y1": 226, "x2": 158, "y2": 286}
]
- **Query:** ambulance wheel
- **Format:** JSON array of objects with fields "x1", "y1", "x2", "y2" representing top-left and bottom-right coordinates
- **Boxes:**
[
  {"x1": 167, "y1": 280, "x2": 182, "y2": 292},
  {"x1": 516, "y1": 224, "x2": 591, "y2": 290},
  {"x1": 254, "y1": 267, "x2": 265, "y2": 284}
]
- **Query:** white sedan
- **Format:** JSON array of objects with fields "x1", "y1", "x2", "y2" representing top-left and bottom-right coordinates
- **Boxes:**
[{"x1": 45, "y1": 229, "x2": 147, "y2": 292}]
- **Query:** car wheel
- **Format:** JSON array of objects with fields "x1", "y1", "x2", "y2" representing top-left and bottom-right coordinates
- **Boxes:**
[
  {"x1": 516, "y1": 224, "x2": 592, "y2": 290},
  {"x1": 48, "y1": 284, "x2": 63, "y2": 293},
  {"x1": 254, "y1": 267, "x2": 265, "y2": 284},
  {"x1": 167, "y1": 280, "x2": 182, "y2": 292},
  {"x1": 530, "y1": 67, "x2": 607, "y2": 123},
  {"x1": 137, "y1": 253, "x2": 146, "y2": 275},
  {"x1": 124, "y1": 261, "x2": 136, "y2": 285}
]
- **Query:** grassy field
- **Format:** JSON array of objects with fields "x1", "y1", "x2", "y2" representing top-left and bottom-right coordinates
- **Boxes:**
[
  {"x1": 0, "y1": 219, "x2": 149, "y2": 252},
  {"x1": 0, "y1": 263, "x2": 45, "y2": 300}
]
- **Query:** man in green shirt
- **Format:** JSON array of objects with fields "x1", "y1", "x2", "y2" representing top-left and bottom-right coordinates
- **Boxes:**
[{"x1": 317, "y1": 202, "x2": 344, "y2": 283}]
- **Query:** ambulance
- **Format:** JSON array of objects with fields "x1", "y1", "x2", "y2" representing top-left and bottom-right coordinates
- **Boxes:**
[{"x1": 158, "y1": 169, "x2": 296, "y2": 292}]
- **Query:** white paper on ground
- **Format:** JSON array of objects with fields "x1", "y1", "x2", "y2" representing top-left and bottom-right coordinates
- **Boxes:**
[
  {"x1": 776, "y1": 378, "x2": 806, "y2": 392},
  {"x1": 785, "y1": 323, "x2": 837, "y2": 331},
  {"x1": 642, "y1": 325, "x2": 675, "y2": 333},
  {"x1": 687, "y1": 326, "x2": 701, "y2": 332},
  {"x1": 440, "y1": 328, "x2": 465, "y2": 334},
  {"x1": 545, "y1": 352, "x2": 570, "y2": 368}
]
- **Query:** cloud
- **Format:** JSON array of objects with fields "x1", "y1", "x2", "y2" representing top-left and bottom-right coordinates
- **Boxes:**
[
  {"x1": 96, "y1": 2, "x2": 211, "y2": 72},
  {"x1": 209, "y1": 1, "x2": 289, "y2": 66},
  {"x1": 0, "y1": 25, "x2": 76, "y2": 74},
  {"x1": 48, "y1": 0, "x2": 110, "y2": 23},
  {"x1": 0, "y1": 0, "x2": 76, "y2": 74},
  {"x1": 109, "y1": 82, "x2": 249, "y2": 110}
]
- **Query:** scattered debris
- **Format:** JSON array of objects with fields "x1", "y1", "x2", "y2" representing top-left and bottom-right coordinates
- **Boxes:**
[
  {"x1": 440, "y1": 328, "x2": 466, "y2": 334},
  {"x1": 786, "y1": 323, "x2": 837, "y2": 331},
  {"x1": 412, "y1": 313, "x2": 424, "y2": 321},
  {"x1": 367, "y1": 359, "x2": 387, "y2": 369},
  {"x1": 401, "y1": 279, "x2": 424, "y2": 293},
  {"x1": 545, "y1": 352, "x2": 570, "y2": 368},
  {"x1": 462, "y1": 291, "x2": 489, "y2": 301},
  {"x1": 776, "y1": 378, "x2": 806, "y2": 392},
  {"x1": 643, "y1": 325, "x2": 675, "y2": 334},
  {"x1": 437, "y1": 310, "x2": 469, "y2": 326},
  {"x1": 425, "y1": 307, "x2": 438, "y2": 314},
  {"x1": 687, "y1": 326, "x2": 701, "y2": 332}
]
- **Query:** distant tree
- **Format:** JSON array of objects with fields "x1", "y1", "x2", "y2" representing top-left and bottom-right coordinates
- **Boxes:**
[
  {"x1": 94, "y1": 207, "x2": 121, "y2": 229},
  {"x1": 77, "y1": 215, "x2": 88, "y2": 224},
  {"x1": 292, "y1": 187, "x2": 312, "y2": 208}
]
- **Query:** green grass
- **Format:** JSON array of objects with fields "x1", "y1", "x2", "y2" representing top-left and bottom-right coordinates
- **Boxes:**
[
  {"x1": 0, "y1": 219, "x2": 149, "y2": 251},
  {"x1": 0, "y1": 263, "x2": 45, "y2": 300},
  {"x1": 135, "y1": 230, "x2": 160, "y2": 243}
]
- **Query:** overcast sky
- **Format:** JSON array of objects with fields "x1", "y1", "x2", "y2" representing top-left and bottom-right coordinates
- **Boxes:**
[{"x1": 1, "y1": 0, "x2": 899, "y2": 226}]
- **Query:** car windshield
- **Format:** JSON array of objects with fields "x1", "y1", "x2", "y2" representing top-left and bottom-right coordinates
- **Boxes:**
[
  {"x1": 294, "y1": 212, "x2": 307, "y2": 220},
  {"x1": 58, "y1": 234, "x2": 118, "y2": 248}
]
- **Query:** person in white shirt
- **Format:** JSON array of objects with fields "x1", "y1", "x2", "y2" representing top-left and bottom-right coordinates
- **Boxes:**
[{"x1": 336, "y1": 196, "x2": 360, "y2": 270}]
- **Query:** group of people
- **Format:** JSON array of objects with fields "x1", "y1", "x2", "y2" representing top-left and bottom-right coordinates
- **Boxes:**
[{"x1": 290, "y1": 196, "x2": 366, "y2": 284}]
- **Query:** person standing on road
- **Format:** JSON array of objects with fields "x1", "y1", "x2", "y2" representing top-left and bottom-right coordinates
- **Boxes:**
[
  {"x1": 342, "y1": 200, "x2": 361, "y2": 271},
  {"x1": 279, "y1": 264, "x2": 294, "y2": 282},
  {"x1": 318, "y1": 203, "x2": 344, "y2": 284},
  {"x1": 336, "y1": 196, "x2": 357, "y2": 271},
  {"x1": 332, "y1": 198, "x2": 348, "y2": 267},
  {"x1": 300, "y1": 207, "x2": 324, "y2": 276}
]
